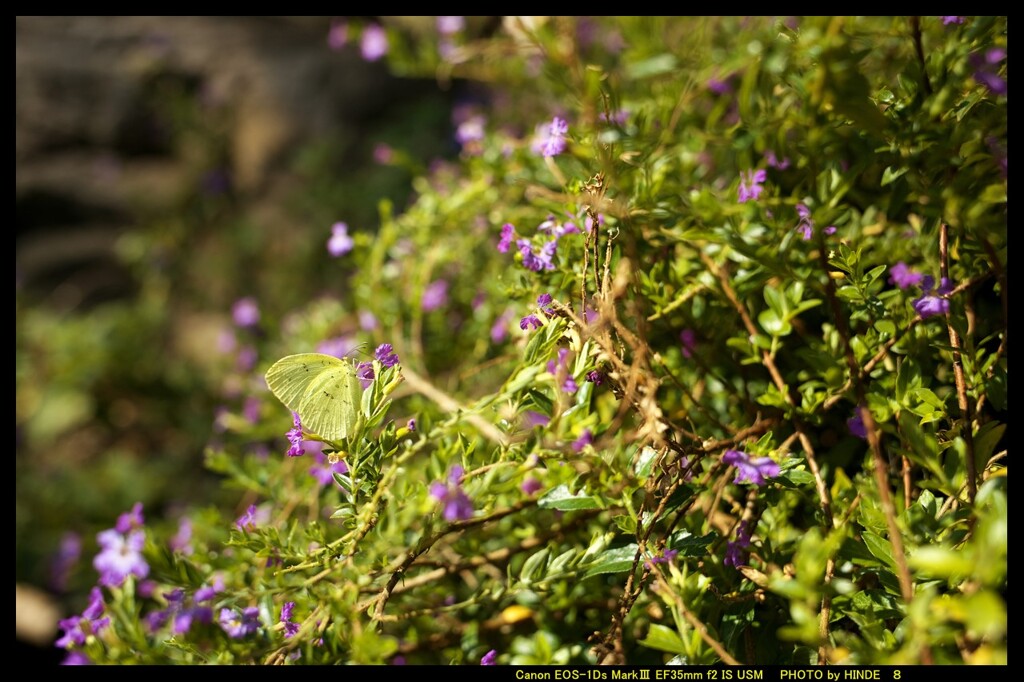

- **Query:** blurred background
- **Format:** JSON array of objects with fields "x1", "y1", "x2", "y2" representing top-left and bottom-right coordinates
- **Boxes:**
[{"x1": 16, "y1": 15, "x2": 467, "y2": 662}]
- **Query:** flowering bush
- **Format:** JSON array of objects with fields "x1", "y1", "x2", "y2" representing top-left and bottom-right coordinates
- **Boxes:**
[{"x1": 50, "y1": 16, "x2": 1005, "y2": 666}]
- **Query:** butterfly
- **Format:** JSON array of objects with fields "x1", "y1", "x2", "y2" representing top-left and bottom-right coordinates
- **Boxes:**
[{"x1": 265, "y1": 353, "x2": 362, "y2": 441}]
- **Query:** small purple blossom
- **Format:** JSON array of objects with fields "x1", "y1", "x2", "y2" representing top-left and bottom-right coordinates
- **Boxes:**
[
  {"x1": 50, "y1": 532, "x2": 82, "y2": 592},
  {"x1": 971, "y1": 48, "x2": 1007, "y2": 95},
  {"x1": 235, "y1": 504, "x2": 259, "y2": 531},
  {"x1": 680, "y1": 328, "x2": 698, "y2": 358},
  {"x1": 232, "y1": 297, "x2": 260, "y2": 328},
  {"x1": 497, "y1": 223, "x2": 516, "y2": 253},
  {"x1": 437, "y1": 16, "x2": 465, "y2": 35},
  {"x1": 537, "y1": 293, "x2": 553, "y2": 307},
  {"x1": 521, "y1": 477, "x2": 542, "y2": 496},
  {"x1": 94, "y1": 525, "x2": 149, "y2": 587},
  {"x1": 765, "y1": 150, "x2": 791, "y2": 170},
  {"x1": 286, "y1": 411, "x2": 305, "y2": 457},
  {"x1": 491, "y1": 308, "x2": 514, "y2": 343},
  {"x1": 724, "y1": 520, "x2": 753, "y2": 568},
  {"x1": 61, "y1": 652, "x2": 92, "y2": 665},
  {"x1": 219, "y1": 606, "x2": 261, "y2": 639},
  {"x1": 236, "y1": 345, "x2": 258, "y2": 372},
  {"x1": 481, "y1": 649, "x2": 498, "y2": 665},
  {"x1": 430, "y1": 466, "x2": 474, "y2": 522},
  {"x1": 847, "y1": 409, "x2": 867, "y2": 440},
  {"x1": 913, "y1": 276, "x2": 953, "y2": 319},
  {"x1": 941, "y1": 16, "x2": 965, "y2": 25},
  {"x1": 645, "y1": 548, "x2": 679, "y2": 569},
  {"x1": 520, "y1": 314, "x2": 542, "y2": 331},
  {"x1": 707, "y1": 77, "x2": 733, "y2": 95},
  {"x1": 738, "y1": 169, "x2": 767, "y2": 203},
  {"x1": 373, "y1": 143, "x2": 394, "y2": 164},
  {"x1": 280, "y1": 601, "x2": 300, "y2": 638},
  {"x1": 327, "y1": 222, "x2": 354, "y2": 257},
  {"x1": 309, "y1": 450, "x2": 349, "y2": 486},
  {"x1": 889, "y1": 262, "x2": 923, "y2": 290},
  {"x1": 375, "y1": 343, "x2": 400, "y2": 368},
  {"x1": 359, "y1": 310, "x2": 379, "y2": 330},
  {"x1": 455, "y1": 114, "x2": 487, "y2": 148},
  {"x1": 536, "y1": 116, "x2": 569, "y2": 158},
  {"x1": 360, "y1": 24, "x2": 388, "y2": 62},
  {"x1": 169, "y1": 518, "x2": 193, "y2": 555},
  {"x1": 243, "y1": 396, "x2": 261, "y2": 424},
  {"x1": 517, "y1": 237, "x2": 558, "y2": 272},
  {"x1": 56, "y1": 587, "x2": 110, "y2": 649},
  {"x1": 327, "y1": 20, "x2": 348, "y2": 50},
  {"x1": 407, "y1": 418, "x2": 417, "y2": 432},
  {"x1": 356, "y1": 361, "x2": 375, "y2": 389},
  {"x1": 586, "y1": 370, "x2": 604, "y2": 385},
  {"x1": 317, "y1": 336, "x2": 357, "y2": 359},
  {"x1": 572, "y1": 429, "x2": 593, "y2": 452},
  {"x1": 722, "y1": 450, "x2": 781, "y2": 486},
  {"x1": 547, "y1": 348, "x2": 578, "y2": 394},
  {"x1": 795, "y1": 203, "x2": 814, "y2": 240},
  {"x1": 422, "y1": 280, "x2": 449, "y2": 312},
  {"x1": 523, "y1": 410, "x2": 550, "y2": 428}
]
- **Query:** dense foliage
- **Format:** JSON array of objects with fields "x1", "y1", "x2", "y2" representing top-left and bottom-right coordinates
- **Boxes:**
[{"x1": 37, "y1": 16, "x2": 1006, "y2": 665}]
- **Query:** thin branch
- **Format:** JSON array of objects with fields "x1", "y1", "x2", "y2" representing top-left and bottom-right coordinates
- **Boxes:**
[
  {"x1": 940, "y1": 224, "x2": 978, "y2": 504},
  {"x1": 909, "y1": 17, "x2": 934, "y2": 96}
]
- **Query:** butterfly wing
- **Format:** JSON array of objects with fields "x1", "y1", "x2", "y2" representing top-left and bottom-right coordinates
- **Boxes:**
[{"x1": 265, "y1": 353, "x2": 361, "y2": 441}]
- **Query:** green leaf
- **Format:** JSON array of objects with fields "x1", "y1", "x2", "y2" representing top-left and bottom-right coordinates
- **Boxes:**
[
  {"x1": 625, "y1": 53, "x2": 679, "y2": 79},
  {"x1": 583, "y1": 544, "x2": 639, "y2": 578},
  {"x1": 881, "y1": 166, "x2": 909, "y2": 186},
  {"x1": 519, "y1": 548, "x2": 550, "y2": 584},
  {"x1": 862, "y1": 531, "x2": 897, "y2": 572},
  {"x1": 639, "y1": 623, "x2": 687, "y2": 654},
  {"x1": 908, "y1": 545, "x2": 974, "y2": 579},
  {"x1": 537, "y1": 484, "x2": 603, "y2": 511},
  {"x1": 668, "y1": 531, "x2": 716, "y2": 557}
]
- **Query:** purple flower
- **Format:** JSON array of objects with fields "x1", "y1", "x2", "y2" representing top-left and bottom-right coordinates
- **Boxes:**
[
  {"x1": 115, "y1": 499, "x2": 145, "y2": 532},
  {"x1": 889, "y1": 261, "x2": 923, "y2": 289},
  {"x1": 491, "y1": 308, "x2": 514, "y2": 343},
  {"x1": 327, "y1": 20, "x2": 348, "y2": 50},
  {"x1": 521, "y1": 477, "x2": 542, "y2": 496},
  {"x1": 50, "y1": 532, "x2": 82, "y2": 592},
  {"x1": 680, "y1": 328, "x2": 698, "y2": 358},
  {"x1": 941, "y1": 16, "x2": 965, "y2": 25},
  {"x1": 523, "y1": 410, "x2": 550, "y2": 428},
  {"x1": 430, "y1": 466, "x2": 474, "y2": 522},
  {"x1": 722, "y1": 450, "x2": 780, "y2": 486},
  {"x1": 572, "y1": 429, "x2": 593, "y2": 452},
  {"x1": 236, "y1": 345, "x2": 258, "y2": 372},
  {"x1": 56, "y1": 587, "x2": 110, "y2": 649},
  {"x1": 232, "y1": 297, "x2": 260, "y2": 328},
  {"x1": 94, "y1": 526, "x2": 149, "y2": 587},
  {"x1": 173, "y1": 605, "x2": 212, "y2": 634},
  {"x1": 971, "y1": 48, "x2": 1007, "y2": 95},
  {"x1": 765, "y1": 150, "x2": 791, "y2": 170},
  {"x1": 236, "y1": 504, "x2": 259, "y2": 531},
  {"x1": 169, "y1": 518, "x2": 193, "y2": 555},
  {"x1": 317, "y1": 336, "x2": 357, "y2": 359},
  {"x1": 497, "y1": 223, "x2": 516, "y2": 253},
  {"x1": 517, "y1": 237, "x2": 558, "y2": 272},
  {"x1": 586, "y1": 370, "x2": 604, "y2": 385},
  {"x1": 280, "y1": 601, "x2": 300, "y2": 638},
  {"x1": 286, "y1": 411, "x2": 305, "y2": 457},
  {"x1": 536, "y1": 116, "x2": 569, "y2": 158},
  {"x1": 309, "y1": 450, "x2": 349, "y2": 486},
  {"x1": 707, "y1": 77, "x2": 733, "y2": 95},
  {"x1": 437, "y1": 16, "x2": 465, "y2": 35},
  {"x1": 645, "y1": 548, "x2": 679, "y2": 568},
  {"x1": 481, "y1": 649, "x2": 498, "y2": 665},
  {"x1": 520, "y1": 314, "x2": 542, "y2": 331},
  {"x1": 795, "y1": 203, "x2": 814, "y2": 240},
  {"x1": 373, "y1": 143, "x2": 394, "y2": 164},
  {"x1": 724, "y1": 520, "x2": 753, "y2": 568},
  {"x1": 847, "y1": 410, "x2": 867, "y2": 440},
  {"x1": 358, "y1": 310, "x2": 378, "y2": 331},
  {"x1": 455, "y1": 114, "x2": 487, "y2": 147},
  {"x1": 738, "y1": 169, "x2": 767, "y2": 203},
  {"x1": 356, "y1": 361, "x2": 375, "y2": 389},
  {"x1": 547, "y1": 348, "x2": 578, "y2": 394},
  {"x1": 375, "y1": 343, "x2": 400, "y2": 368},
  {"x1": 219, "y1": 606, "x2": 261, "y2": 639},
  {"x1": 407, "y1": 418, "x2": 417, "y2": 432},
  {"x1": 62, "y1": 652, "x2": 92, "y2": 665},
  {"x1": 913, "y1": 276, "x2": 953, "y2": 319},
  {"x1": 360, "y1": 24, "x2": 388, "y2": 62},
  {"x1": 327, "y1": 222, "x2": 354, "y2": 257},
  {"x1": 422, "y1": 280, "x2": 449, "y2": 312},
  {"x1": 243, "y1": 396, "x2": 261, "y2": 424},
  {"x1": 537, "y1": 293, "x2": 553, "y2": 307}
]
